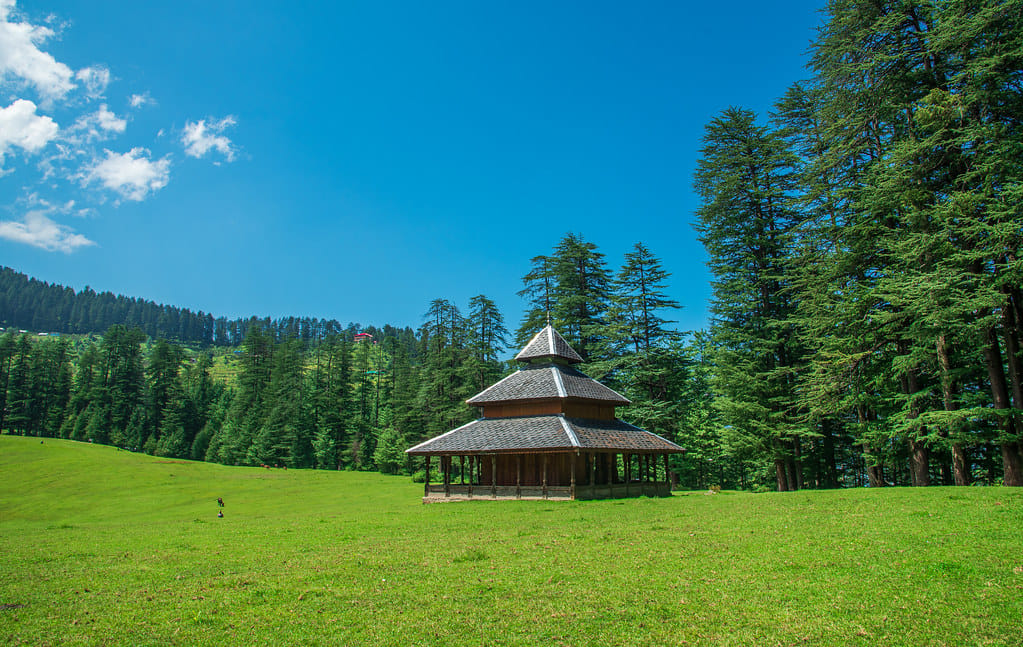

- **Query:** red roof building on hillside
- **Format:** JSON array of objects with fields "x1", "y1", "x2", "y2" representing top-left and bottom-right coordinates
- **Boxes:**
[{"x1": 406, "y1": 325, "x2": 684, "y2": 501}]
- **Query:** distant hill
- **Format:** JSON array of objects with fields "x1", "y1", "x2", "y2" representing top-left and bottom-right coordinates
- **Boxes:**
[{"x1": 0, "y1": 266, "x2": 376, "y2": 346}]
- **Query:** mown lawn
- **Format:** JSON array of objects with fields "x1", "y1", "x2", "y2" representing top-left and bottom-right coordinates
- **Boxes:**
[{"x1": 1, "y1": 435, "x2": 1021, "y2": 646}]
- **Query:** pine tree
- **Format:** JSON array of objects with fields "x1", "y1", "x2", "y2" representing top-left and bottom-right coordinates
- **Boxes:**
[
  {"x1": 694, "y1": 107, "x2": 808, "y2": 491},
  {"x1": 464, "y1": 294, "x2": 509, "y2": 394},
  {"x1": 147, "y1": 339, "x2": 184, "y2": 449},
  {"x1": 515, "y1": 234, "x2": 612, "y2": 363},
  {"x1": 415, "y1": 299, "x2": 472, "y2": 443},
  {"x1": 310, "y1": 335, "x2": 352, "y2": 470},
  {"x1": 249, "y1": 339, "x2": 312, "y2": 468},
  {"x1": 5, "y1": 334, "x2": 33, "y2": 435},
  {"x1": 0, "y1": 332, "x2": 16, "y2": 432},
  {"x1": 100, "y1": 326, "x2": 147, "y2": 447}
]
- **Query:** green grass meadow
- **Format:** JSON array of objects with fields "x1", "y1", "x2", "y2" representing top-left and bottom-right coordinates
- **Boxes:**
[{"x1": 2, "y1": 436, "x2": 1021, "y2": 646}]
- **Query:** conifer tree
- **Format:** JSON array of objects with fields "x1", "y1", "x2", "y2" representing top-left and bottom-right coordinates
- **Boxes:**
[
  {"x1": 0, "y1": 332, "x2": 15, "y2": 432},
  {"x1": 310, "y1": 335, "x2": 353, "y2": 470},
  {"x1": 515, "y1": 234, "x2": 612, "y2": 362},
  {"x1": 695, "y1": 107, "x2": 808, "y2": 491},
  {"x1": 465, "y1": 294, "x2": 509, "y2": 393}
]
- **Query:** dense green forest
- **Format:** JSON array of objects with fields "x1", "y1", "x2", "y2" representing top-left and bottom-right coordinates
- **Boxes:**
[
  {"x1": 694, "y1": 0, "x2": 1023, "y2": 487},
  {"x1": 0, "y1": 266, "x2": 357, "y2": 345},
  {"x1": 2, "y1": 0, "x2": 1021, "y2": 489}
]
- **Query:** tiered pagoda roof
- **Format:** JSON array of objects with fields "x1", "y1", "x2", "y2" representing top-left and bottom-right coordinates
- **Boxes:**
[
  {"x1": 407, "y1": 325, "x2": 682, "y2": 457},
  {"x1": 466, "y1": 362, "x2": 630, "y2": 406},
  {"x1": 408, "y1": 415, "x2": 681, "y2": 455}
]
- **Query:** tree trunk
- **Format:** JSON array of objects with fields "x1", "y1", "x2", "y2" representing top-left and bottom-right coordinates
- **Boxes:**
[
  {"x1": 1002, "y1": 442, "x2": 1023, "y2": 487},
  {"x1": 982, "y1": 323, "x2": 1023, "y2": 486},
  {"x1": 900, "y1": 342, "x2": 930, "y2": 487},
  {"x1": 791, "y1": 438, "x2": 804, "y2": 490},
  {"x1": 936, "y1": 333, "x2": 970, "y2": 485},
  {"x1": 858, "y1": 406, "x2": 885, "y2": 487},
  {"x1": 866, "y1": 460, "x2": 885, "y2": 488},
  {"x1": 908, "y1": 438, "x2": 931, "y2": 487},
  {"x1": 822, "y1": 419, "x2": 838, "y2": 488},
  {"x1": 774, "y1": 458, "x2": 789, "y2": 492}
]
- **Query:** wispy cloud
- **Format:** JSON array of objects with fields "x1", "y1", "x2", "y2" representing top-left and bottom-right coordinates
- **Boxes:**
[
  {"x1": 68, "y1": 103, "x2": 126, "y2": 143},
  {"x1": 182, "y1": 115, "x2": 236, "y2": 162},
  {"x1": 0, "y1": 209, "x2": 95, "y2": 252},
  {"x1": 75, "y1": 65, "x2": 110, "y2": 99},
  {"x1": 128, "y1": 92, "x2": 153, "y2": 108},
  {"x1": 83, "y1": 147, "x2": 170, "y2": 202}
]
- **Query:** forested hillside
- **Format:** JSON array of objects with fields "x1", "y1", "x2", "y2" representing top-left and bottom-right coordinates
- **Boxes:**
[{"x1": 0, "y1": 266, "x2": 360, "y2": 345}]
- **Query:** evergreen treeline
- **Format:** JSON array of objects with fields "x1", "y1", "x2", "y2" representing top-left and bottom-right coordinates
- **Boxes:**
[
  {"x1": 0, "y1": 237, "x2": 726, "y2": 484},
  {"x1": 0, "y1": 266, "x2": 358, "y2": 346},
  {"x1": 693, "y1": 0, "x2": 1023, "y2": 488}
]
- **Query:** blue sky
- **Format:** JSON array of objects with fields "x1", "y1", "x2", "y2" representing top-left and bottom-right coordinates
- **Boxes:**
[{"x1": 1, "y1": 0, "x2": 825, "y2": 337}]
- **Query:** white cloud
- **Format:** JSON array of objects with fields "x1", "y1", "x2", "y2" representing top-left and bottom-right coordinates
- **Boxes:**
[
  {"x1": 182, "y1": 116, "x2": 236, "y2": 161},
  {"x1": 83, "y1": 147, "x2": 170, "y2": 201},
  {"x1": 0, "y1": 209, "x2": 95, "y2": 252},
  {"x1": 128, "y1": 92, "x2": 152, "y2": 108},
  {"x1": 0, "y1": 98, "x2": 58, "y2": 165},
  {"x1": 75, "y1": 65, "x2": 109, "y2": 99},
  {"x1": 68, "y1": 103, "x2": 126, "y2": 142},
  {"x1": 95, "y1": 104, "x2": 124, "y2": 132},
  {"x1": 0, "y1": 0, "x2": 76, "y2": 102}
]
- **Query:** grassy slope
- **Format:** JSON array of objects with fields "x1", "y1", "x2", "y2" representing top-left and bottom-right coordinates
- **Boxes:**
[{"x1": 1, "y1": 436, "x2": 1021, "y2": 647}]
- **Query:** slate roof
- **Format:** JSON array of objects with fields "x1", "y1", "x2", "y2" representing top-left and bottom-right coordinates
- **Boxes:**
[
  {"x1": 406, "y1": 415, "x2": 684, "y2": 455},
  {"x1": 407, "y1": 325, "x2": 683, "y2": 457},
  {"x1": 515, "y1": 325, "x2": 583, "y2": 364},
  {"x1": 466, "y1": 363, "x2": 630, "y2": 406}
]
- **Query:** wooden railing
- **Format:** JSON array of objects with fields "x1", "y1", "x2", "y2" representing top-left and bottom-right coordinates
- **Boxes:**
[{"x1": 423, "y1": 481, "x2": 670, "y2": 501}]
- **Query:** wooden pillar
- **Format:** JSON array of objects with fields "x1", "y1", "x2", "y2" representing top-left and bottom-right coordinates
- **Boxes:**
[
  {"x1": 491, "y1": 455, "x2": 497, "y2": 498},
  {"x1": 606, "y1": 453, "x2": 614, "y2": 494},
  {"x1": 570, "y1": 452, "x2": 577, "y2": 499},
  {"x1": 625, "y1": 453, "x2": 631, "y2": 496},
  {"x1": 443, "y1": 456, "x2": 450, "y2": 497},
  {"x1": 460, "y1": 455, "x2": 465, "y2": 485},
  {"x1": 590, "y1": 452, "x2": 597, "y2": 496},
  {"x1": 467, "y1": 456, "x2": 474, "y2": 498},
  {"x1": 516, "y1": 455, "x2": 521, "y2": 499},
  {"x1": 542, "y1": 454, "x2": 548, "y2": 499},
  {"x1": 424, "y1": 456, "x2": 431, "y2": 498},
  {"x1": 663, "y1": 454, "x2": 670, "y2": 492}
]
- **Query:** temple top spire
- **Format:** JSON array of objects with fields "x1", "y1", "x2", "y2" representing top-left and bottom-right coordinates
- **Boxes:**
[{"x1": 514, "y1": 325, "x2": 583, "y2": 365}]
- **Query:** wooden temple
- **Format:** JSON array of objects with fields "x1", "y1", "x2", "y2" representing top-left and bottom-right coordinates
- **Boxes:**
[{"x1": 406, "y1": 325, "x2": 684, "y2": 501}]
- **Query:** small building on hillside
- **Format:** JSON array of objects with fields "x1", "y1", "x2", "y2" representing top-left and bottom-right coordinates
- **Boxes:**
[{"x1": 406, "y1": 325, "x2": 684, "y2": 501}]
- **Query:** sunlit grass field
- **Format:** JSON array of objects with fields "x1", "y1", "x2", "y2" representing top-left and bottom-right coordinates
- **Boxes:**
[{"x1": 2, "y1": 435, "x2": 1021, "y2": 646}]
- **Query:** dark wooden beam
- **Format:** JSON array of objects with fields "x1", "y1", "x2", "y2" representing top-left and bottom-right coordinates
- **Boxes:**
[
  {"x1": 516, "y1": 455, "x2": 521, "y2": 499},
  {"x1": 570, "y1": 452, "x2": 577, "y2": 499},
  {"x1": 542, "y1": 454, "x2": 548, "y2": 499}
]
